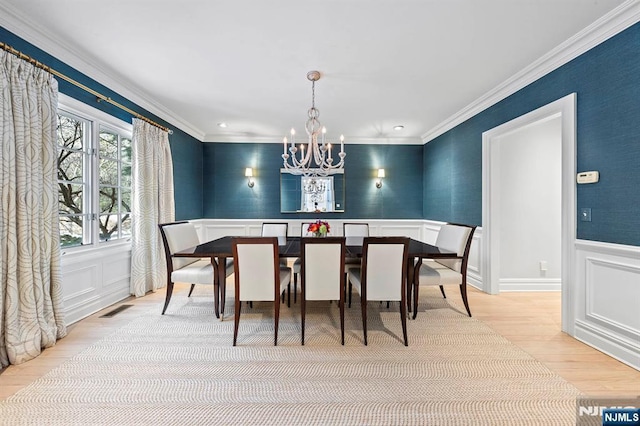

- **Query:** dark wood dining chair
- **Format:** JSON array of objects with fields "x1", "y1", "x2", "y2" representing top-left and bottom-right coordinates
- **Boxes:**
[
  {"x1": 231, "y1": 237, "x2": 291, "y2": 346},
  {"x1": 300, "y1": 237, "x2": 346, "y2": 345},
  {"x1": 412, "y1": 223, "x2": 476, "y2": 318},
  {"x1": 347, "y1": 237, "x2": 410, "y2": 346}
]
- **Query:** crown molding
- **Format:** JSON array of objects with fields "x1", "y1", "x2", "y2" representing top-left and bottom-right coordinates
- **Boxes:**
[
  {"x1": 421, "y1": 0, "x2": 640, "y2": 143},
  {"x1": 202, "y1": 134, "x2": 424, "y2": 145},
  {"x1": 0, "y1": 3, "x2": 205, "y2": 141}
]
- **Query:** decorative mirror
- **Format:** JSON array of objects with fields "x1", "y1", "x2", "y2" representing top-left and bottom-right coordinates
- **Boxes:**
[{"x1": 280, "y1": 169, "x2": 345, "y2": 213}]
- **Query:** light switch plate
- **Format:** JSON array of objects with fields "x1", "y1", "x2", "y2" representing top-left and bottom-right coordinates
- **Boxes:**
[{"x1": 580, "y1": 208, "x2": 592, "y2": 222}]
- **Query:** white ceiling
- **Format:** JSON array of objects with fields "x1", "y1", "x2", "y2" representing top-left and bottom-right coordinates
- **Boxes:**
[{"x1": 0, "y1": 0, "x2": 629, "y2": 144}]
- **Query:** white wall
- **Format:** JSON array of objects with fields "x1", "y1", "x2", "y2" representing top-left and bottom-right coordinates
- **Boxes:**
[{"x1": 496, "y1": 115, "x2": 562, "y2": 290}]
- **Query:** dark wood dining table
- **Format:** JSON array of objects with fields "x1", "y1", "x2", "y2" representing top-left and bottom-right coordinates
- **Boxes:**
[{"x1": 173, "y1": 236, "x2": 459, "y2": 318}]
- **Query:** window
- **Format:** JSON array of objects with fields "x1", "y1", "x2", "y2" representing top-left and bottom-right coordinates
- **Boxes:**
[{"x1": 57, "y1": 97, "x2": 132, "y2": 248}]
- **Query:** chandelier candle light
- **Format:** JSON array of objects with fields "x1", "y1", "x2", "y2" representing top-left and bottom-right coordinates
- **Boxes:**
[{"x1": 282, "y1": 71, "x2": 345, "y2": 177}]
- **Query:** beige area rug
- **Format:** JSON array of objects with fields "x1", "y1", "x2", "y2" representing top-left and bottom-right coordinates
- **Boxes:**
[{"x1": 0, "y1": 287, "x2": 582, "y2": 425}]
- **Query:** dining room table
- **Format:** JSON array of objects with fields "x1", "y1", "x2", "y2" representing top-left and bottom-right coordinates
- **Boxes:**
[{"x1": 173, "y1": 236, "x2": 460, "y2": 318}]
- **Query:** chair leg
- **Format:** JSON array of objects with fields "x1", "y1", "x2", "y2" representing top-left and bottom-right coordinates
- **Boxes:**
[
  {"x1": 274, "y1": 293, "x2": 281, "y2": 346},
  {"x1": 161, "y1": 281, "x2": 174, "y2": 315},
  {"x1": 361, "y1": 300, "x2": 368, "y2": 346},
  {"x1": 233, "y1": 297, "x2": 241, "y2": 346},
  {"x1": 460, "y1": 282, "x2": 472, "y2": 317},
  {"x1": 294, "y1": 273, "x2": 298, "y2": 303},
  {"x1": 187, "y1": 284, "x2": 196, "y2": 297},
  {"x1": 400, "y1": 295, "x2": 408, "y2": 346},
  {"x1": 348, "y1": 281, "x2": 352, "y2": 308},
  {"x1": 339, "y1": 296, "x2": 345, "y2": 346},
  {"x1": 287, "y1": 283, "x2": 291, "y2": 307},
  {"x1": 301, "y1": 297, "x2": 306, "y2": 345},
  {"x1": 439, "y1": 285, "x2": 447, "y2": 299},
  {"x1": 412, "y1": 281, "x2": 420, "y2": 320}
]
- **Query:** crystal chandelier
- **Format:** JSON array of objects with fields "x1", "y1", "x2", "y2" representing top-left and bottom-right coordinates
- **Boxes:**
[{"x1": 281, "y1": 70, "x2": 345, "y2": 177}]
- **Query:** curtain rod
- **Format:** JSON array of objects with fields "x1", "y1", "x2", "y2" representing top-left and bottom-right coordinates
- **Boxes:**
[{"x1": 1, "y1": 41, "x2": 173, "y2": 135}]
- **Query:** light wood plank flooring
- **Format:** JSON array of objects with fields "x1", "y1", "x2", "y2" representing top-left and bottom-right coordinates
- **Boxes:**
[{"x1": 1, "y1": 285, "x2": 638, "y2": 400}]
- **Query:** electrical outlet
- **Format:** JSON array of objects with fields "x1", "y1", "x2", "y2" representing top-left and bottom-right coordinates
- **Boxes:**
[
  {"x1": 539, "y1": 261, "x2": 548, "y2": 271},
  {"x1": 580, "y1": 208, "x2": 592, "y2": 222}
]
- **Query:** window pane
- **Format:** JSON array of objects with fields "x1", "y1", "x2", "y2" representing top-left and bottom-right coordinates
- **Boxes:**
[
  {"x1": 121, "y1": 138, "x2": 132, "y2": 163},
  {"x1": 58, "y1": 183, "x2": 84, "y2": 214},
  {"x1": 99, "y1": 186, "x2": 118, "y2": 214},
  {"x1": 121, "y1": 215, "x2": 132, "y2": 238},
  {"x1": 99, "y1": 214, "x2": 119, "y2": 242},
  {"x1": 121, "y1": 188, "x2": 131, "y2": 212},
  {"x1": 99, "y1": 130, "x2": 118, "y2": 159},
  {"x1": 60, "y1": 216, "x2": 84, "y2": 248},
  {"x1": 58, "y1": 150, "x2": 84, "y2": 182},
  {"x1": 121, "y1": 164, "x2": 131, "y2": 188},
  {"x1": 57, "y1": 115, "x2": 84, "y2": 151},
  {"x1": 99, "y1": 158, "x2": 118, "y2": 185}
]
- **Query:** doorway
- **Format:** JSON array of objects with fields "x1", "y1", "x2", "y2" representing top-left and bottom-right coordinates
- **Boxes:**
[{"x1": 482, "y1": 93, "x2": 576, "y2": 334}]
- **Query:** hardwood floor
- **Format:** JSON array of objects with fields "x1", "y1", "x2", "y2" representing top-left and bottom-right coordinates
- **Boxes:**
[{"x1": 1, "y1": 285, "x2": 638, "y2": 400}]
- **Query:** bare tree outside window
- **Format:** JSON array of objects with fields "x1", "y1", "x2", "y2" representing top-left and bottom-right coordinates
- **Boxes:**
[{"x1": 57, "y1": 111, "x2": 132, "y2": 248}]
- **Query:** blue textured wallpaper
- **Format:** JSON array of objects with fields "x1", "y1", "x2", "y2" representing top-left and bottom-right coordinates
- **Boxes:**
[
  {"x1": 423, "y1": 22, "x2": 640, "y2": 247},
  {"x1": 203, "y1": 143, "x2": 423, "y2": 219},
  {"x1": 1, "y1": 26, "x2": 204, "y2": 220}
]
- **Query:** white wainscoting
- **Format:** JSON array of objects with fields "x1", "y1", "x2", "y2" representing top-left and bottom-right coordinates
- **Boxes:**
[
  {"x1": 574, "y1": 240, "x2": 640, "y2": 370},
  {"x1": 60, "y1": 242, "x2": 132, "y2": 325}
]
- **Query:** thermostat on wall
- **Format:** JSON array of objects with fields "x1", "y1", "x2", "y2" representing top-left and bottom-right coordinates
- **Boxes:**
[{"x1": 577, "y1": 171, "x2": 599, "y2": 184}]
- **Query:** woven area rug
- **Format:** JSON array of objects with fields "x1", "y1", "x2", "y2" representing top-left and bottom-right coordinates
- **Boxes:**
[{"x1": 0, "y1": 287, "x2": 582, "y2": 425}]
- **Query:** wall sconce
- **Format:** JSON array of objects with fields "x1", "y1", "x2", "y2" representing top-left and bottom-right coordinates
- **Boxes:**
[
  {"x1": 376, "y1": 168, "x2": 385, "y2": 188},
  {"x1": 245, "y1": 167, "x2": 254, "y2": 188}
]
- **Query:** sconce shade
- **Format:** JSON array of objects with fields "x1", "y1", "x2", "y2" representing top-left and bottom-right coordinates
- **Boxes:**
[
  {"x1": 376, "y1": 168, "x2": 385, "y2": 188},
  {"x1": 245, "y1": 168, "x2": 255, "y2": 188}
]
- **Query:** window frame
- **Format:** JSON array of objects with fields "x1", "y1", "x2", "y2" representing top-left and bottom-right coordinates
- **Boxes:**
[{"x1": 57, "y1": 93, "x2": 133, "y2": 252}]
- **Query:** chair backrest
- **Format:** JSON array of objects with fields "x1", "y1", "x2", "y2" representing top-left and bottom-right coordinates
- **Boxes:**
[
  {"x1": 343, "y1": 222, "x2": 369, "y2": 246},
  {"x1": 261, "y1": 222, "x2": 288, "y2": 246},
  {"x1": 232, "y1": 237, "x2": 280, "y2": 301},
  {"x1": 435, "y1": 223, "x2": 476, "y2": 272},
  {"x1": 158, "y1": 221, "x2": 200, "y2": 271},
  {"x1": 301, "y1": 237, "x2": 345, "y2": 300},
  {"x1": 361, "y1": 237, "x2": 409, "y2": 301},
  {"x1": 300, "y1": 222, "x2": 315, "y2": 237}
]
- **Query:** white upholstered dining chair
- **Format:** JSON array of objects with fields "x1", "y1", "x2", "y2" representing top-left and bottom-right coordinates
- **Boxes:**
[
  {"x1": 412, "y1": 223, "x2": 476, "y2": 318},
  {"x1": 347, "y1": 237, "x2": 410, "y2": 346},
  {"x1": 261, "y1": 222, "x2": 288, "y2": 246},
  {"x1": 291, "y1": 222, "x2": 315, "y2": 304},
  {"x1": 231, "y1": 237, "x2": 292, "y2": 346},
  {"x1": 300, "y1": 237, "x2": 346, "y2": 345},
  {"x1": 343, "y1": 222, "x2": 369, "y2": 305},
  {"x1": 158, "y1": 221, "x2": 234, "y2": 316}
]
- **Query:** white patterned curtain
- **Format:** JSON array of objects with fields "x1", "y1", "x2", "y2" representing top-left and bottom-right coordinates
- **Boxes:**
[
  {"x1": 0, "y1": 51, "x2": 67, "y2": 367},
  {"x1": 130, "y1": 119, "x2": 174, "y2": 297}
]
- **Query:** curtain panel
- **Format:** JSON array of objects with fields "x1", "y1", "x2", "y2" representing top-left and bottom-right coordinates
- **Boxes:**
[
  {"x1": 130, "y1": 119, "x2": 174, "y2": 297},
  {"x1": 0, "y1": 51, "x2": 67, "y2": 367}
]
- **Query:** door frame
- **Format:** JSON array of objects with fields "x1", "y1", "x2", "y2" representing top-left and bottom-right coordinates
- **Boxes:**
[{"x1": 482, "y1": 93, "x2": 576, "y2": 335}]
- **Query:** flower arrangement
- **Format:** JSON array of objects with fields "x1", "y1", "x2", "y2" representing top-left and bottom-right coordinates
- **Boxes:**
[{"x1": 307, "y1": 220, "x2": 330, "y2": 237}]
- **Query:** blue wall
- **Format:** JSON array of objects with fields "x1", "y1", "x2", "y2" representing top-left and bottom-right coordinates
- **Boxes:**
[
  {"x1": 423, "y1": 22, "x2": 640, "y2": 247},
  {"x1": 203, "y1": 143, "x2": 423, "y2": 219},
  {"x1": 0, "y1": 26, "x2": 204, "y2": 221}
]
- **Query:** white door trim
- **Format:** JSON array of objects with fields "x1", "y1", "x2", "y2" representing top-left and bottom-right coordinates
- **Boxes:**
[{"x1": 482, "y1": 93, "x2": 577, "y2": 335}]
